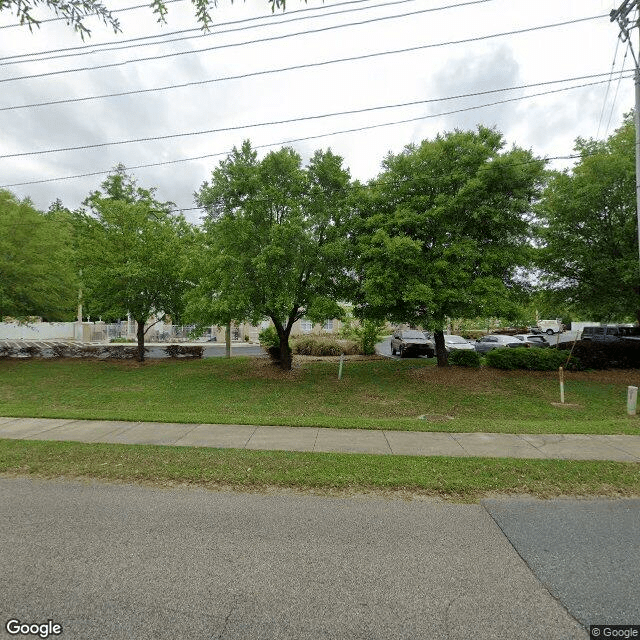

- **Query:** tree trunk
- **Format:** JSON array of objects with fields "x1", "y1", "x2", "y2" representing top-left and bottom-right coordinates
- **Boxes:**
[
  {"x1": 136, "y1": 320, "x2": 146, "y2": 362},
  {"x1": 434, "y1": 329, "x2": 448, "y2": 367},
  {"x1": 278, "y1": 334, "x2": 293, "y2": 370},
  {"x1": 225, "y1": 320, "x2": 231, "y2": 359}
]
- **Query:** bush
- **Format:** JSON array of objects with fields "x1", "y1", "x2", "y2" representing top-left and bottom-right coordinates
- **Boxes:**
[
  {"x1": 485, "y1": 347, "x2": 577, "y2": 371},
  {"x1": 163, "y1": 345, "x2": 204, "y2": 358},
  {"x1": 558, "y1": 340, "x2": 640, "y2": 369},
  {"x1": 290, "y1": 336, "x2": 361, "y2": 356},
  {"x1": 258, "y1": 326, "x2": 279, "y2": 349},
  {"x1": 448, "y1": 349, "x2": 481, "y2": 368},
  {"x1": 292, "y1": 336, "x2": 342, "y2": 356}
]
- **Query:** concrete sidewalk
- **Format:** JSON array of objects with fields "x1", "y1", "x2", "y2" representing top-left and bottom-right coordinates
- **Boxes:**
[{"x1": 1, "y1": 416, "x2": 640, "y2": 461}]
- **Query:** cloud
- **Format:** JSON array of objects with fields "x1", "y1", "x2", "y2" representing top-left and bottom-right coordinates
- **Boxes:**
[{"x1": 423, "y1": 44, "x2": 521, "y2": 136}]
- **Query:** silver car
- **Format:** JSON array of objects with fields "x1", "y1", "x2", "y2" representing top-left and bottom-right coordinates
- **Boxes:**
[
  {"x1": 443, "y1": 335, "x2": 476, "y2": 353},
  {"x1": 513, "y1": 334, "x2": 550, "y2": 348},
  {"x1": 474, "y1": 334, "x2": 522, "y2": 354}
]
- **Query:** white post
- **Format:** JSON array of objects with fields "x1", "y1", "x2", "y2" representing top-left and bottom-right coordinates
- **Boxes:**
[
  {"x1": 338, "y1": 353, "x2": 345, "y2": 380},
  {"x1": 627, "y1": 386, "x2": 638, "y2": 416},
  {"x1": 559, "y1": 366, "x2": 565, "y2": 404}
]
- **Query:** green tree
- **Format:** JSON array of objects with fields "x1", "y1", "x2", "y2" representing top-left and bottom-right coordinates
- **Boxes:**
[
  {"x1": 0, "y1": 0, "x2": 287, "y2": 39},
  {"x1": 352, "y1": 127, "x2": 545, "y2": 365},
  {"x1": 76, "y1": 167, "x2": 192, "y2": 361},
  {"x1": 538, "y1": 113, "x2": 640, "y2": 323},
  {"x1": 191, "y1": 141, "x2": 352, "y2": 370},
  {"x1": 0, "y1": 190, "x2": 77, "y2": 320}
]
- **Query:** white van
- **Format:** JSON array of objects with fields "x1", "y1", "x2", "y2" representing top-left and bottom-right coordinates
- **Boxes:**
[{"x1": 536, "y1": 319, "x2": 565, "y2": 335}]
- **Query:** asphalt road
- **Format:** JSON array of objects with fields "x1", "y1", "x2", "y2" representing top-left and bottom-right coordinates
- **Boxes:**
[
  {"x1": 0, "y1": 477, "x2": 604, "y2": 640},
  {"x1": 483, "y1": 497, "x2": 640, "y2": 628}
]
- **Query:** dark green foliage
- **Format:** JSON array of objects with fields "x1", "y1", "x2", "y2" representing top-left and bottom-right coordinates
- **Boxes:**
[
  {"x1": 558, "y1": 340, "x2": 640, "y2": 370},
  {"x1": 258, "y1": 326, "x2": 280, "y2": 349},
  {"x1": 0, "y1": 190, "x2": 77, "y2": 321},
  {"x1": 538, "y1": 114, "x2": 640, "y2": 323},
  {"x1": 486, "y1": 347, "x2": 576, "y2": 371},
  {"x1": 448, "y1": 349, "x2": 481, "y2": 368},
  {"x1": 163, "y1": 345, "x2": 204, "y2": 358},
  {"x1": 352, "y1": 127, "x2": 545, "y2": 367},
  {"x1": 192, "y1": 142, "x2": 353, "y2": 370}
]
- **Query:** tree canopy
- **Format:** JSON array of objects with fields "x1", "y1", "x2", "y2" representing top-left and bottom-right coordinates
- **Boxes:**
[
  {"x1": 190, "y1": 141, "x2": 352, "y2": 369},
  {"x1": 352, "y1": 126, "x2": 545, "y2": 364},
  {"x1": 75, "y1": 167, "x2": 192, "y2": 360},
  {"x1": 0, "y1": 190, "x2": 77, "y2": 321},
  {"x1": 537, "y1": 113, "x2": 640, "y2": 323},
  {"x1": 0, "y1": 0, "x2": 288, "y2": 39}
]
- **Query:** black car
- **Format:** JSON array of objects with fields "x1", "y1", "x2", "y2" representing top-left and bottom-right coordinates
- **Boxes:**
[{"x1": 390, "y1": 330, "x2": 435, "y2": 358}]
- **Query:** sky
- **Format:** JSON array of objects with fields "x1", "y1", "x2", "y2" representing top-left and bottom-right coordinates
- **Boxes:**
[{"x1": 0, "y1": 0, "x2": 634, "y2": 224}]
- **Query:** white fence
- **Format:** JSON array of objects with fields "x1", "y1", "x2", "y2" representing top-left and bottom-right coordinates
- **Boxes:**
[{"x1": 0, "y1": 322, "x2": 82, "y2": 341}]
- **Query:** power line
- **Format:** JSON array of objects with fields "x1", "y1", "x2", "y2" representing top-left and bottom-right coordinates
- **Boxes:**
[
  {"x1": 0, "y1": 76, "x2": 625, "y2": 186},
  {"x1": 0, "y1": 74, "x2": 629, "y2": 160},
  {"x1": 0, "y1": 0, "x2": 186, "y2": 29},
  {"x1": 0, "y1": 0, "x2": 431, "y2": 64},
  {"x1": 0, "y1": 13, "x2": 606, "y2": 84},
  {"x1": 0, "y1": 65, "x2": 626, "y2": 113}
]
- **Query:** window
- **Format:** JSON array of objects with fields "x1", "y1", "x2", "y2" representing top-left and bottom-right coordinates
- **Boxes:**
[
  {"x1": 323, "y1": 320, "x2": 334, "y2": 332},
  {"x1": 300, "y1": 319, "x2": 313, "y2": 333}
]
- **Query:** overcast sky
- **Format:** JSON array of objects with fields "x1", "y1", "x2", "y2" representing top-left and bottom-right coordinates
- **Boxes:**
[{"x1": 0, "y1": 0, "x2": 632, "y2": 224}]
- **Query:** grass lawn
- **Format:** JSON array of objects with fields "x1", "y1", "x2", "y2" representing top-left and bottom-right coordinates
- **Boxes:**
[
  {"x1": 1, "y1": 356, "x2": 640, "y2": 434},
  {"x1": 1, "y1": 439, "x2": 638, "y2": 501}
]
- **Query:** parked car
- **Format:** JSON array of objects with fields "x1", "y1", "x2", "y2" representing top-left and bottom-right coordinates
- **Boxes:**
[
  {"x1": 512, "y1": 334, "x2": 550, "y2": 348},
  {"x1": 581, "y1": 325, "x2": 640, "y2": 343},
  {"x1": 443, "y1": 335, "x2": 476, "y2": 353},
  {"x1": 391, "y1": 330, "x2": 435, "y2": 358},
  {"x1": 474, "y1": 334, "x2": 522, "y2": 354}
]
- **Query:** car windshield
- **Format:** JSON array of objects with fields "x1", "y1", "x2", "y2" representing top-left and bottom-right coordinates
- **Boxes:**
[
  {"x1": 445, "y1": 336, "x2": 467, "y2": 343},
  {"x1": 402, "y1": 331, "x2": 425, "y2": 339}
]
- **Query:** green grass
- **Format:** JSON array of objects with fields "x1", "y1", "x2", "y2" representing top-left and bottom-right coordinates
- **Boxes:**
[
  {"x1": 1, "y1": 439, "x2": 638, "y2": 500},
  {"x1": 1, "y1": 357, "x2": 640, "y2": 434}
]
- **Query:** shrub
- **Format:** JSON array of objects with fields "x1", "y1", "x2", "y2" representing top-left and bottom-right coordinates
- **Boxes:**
[
  {"x1": 292, "y1": 336, "x2": 343, "y2": 356},
  {"x1": 163, "y1": 345, "x2": 204, "y2": 358},
  {"x1": 558, "y1": 340, "x2": 640, "y2": 369},
  {"x1": 485, "y1": 347, "x2": 577, "y2": 371},
  {"x1": 258, "y1": 325, "x2": 279, "y2": 349},
  {"x1": 107, "y1": 346, "x2": 140, "y2": 359},
  {"x1": 448, "y1": 349, "x2": 481, "y2": 368},
  {"x1": 0, "y1": 345, "x2": 16, "y2": 359},
  {"x1": 19, "y1": 345, "x2": 42, "y2": 357}
]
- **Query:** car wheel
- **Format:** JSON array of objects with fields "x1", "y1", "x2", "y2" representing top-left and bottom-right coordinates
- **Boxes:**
[
  {"x1": 546, "y1": 329, "x2": 554, "y2": 335},
  {"x1": 391, "y1": 346, "x2": 397, "y2": 355},
  {"x1": 399, "y1": 346, "x2": 405, "y2": 358}
]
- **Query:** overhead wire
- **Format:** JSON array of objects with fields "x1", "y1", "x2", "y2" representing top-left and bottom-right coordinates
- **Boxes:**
[
  {"x1": 596, "y1": 36, "x2": 620, "y2": 139},
  {"x1": 0, "y1": 74, "x2": 631, "y2": 160},
  {"x1": 0, "y1": 0, "x2": 436, "y2": 64},
  {"x1": 0, "y1": 0, "x2": 405, "y2": 30},
  {"x1": 0, "y1": 75, "x2": 628, "y2": 186},
  {"x1": 0, "y1": 67, "x2": 627, "y2": 113},
  {"x1": 604, "y1": 41, "x2": 631, "y2": 138},
  {"x1": 0, "y1": 0, "x2": 185, "y2": 29},
  {"x1": 0, "y1": 13, "x2": 606, "y2": 83}
]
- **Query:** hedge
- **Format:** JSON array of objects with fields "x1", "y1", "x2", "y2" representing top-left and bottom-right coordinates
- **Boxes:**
[
  {"x1": 485, "y1": 347, "x2": 577, "y2": 371},
  {"x1": 558, "y1": 340, "x2": 640, "y2": 370},
  {"x1": 448, "y1": 349, "x2": 481, "y2": 368}
]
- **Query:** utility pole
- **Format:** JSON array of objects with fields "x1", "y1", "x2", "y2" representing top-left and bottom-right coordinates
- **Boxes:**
[{"x1": 611, "y1": 0, "x2": 640, "y2": 271}]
